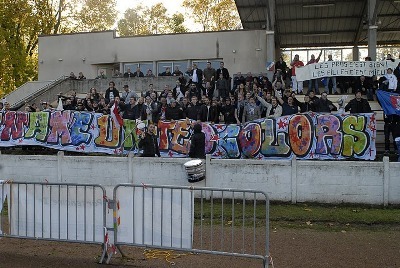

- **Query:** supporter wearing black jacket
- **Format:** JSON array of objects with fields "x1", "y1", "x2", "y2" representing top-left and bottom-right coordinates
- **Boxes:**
[
  {"x1": 165, "y1": 99, "x2": 183, "y2": 120},
  {"x1": 313, "y1": 93, "x2": 337, "y2": 113},
  {"x1": 210, "y1": 99, "x2": 221, "y2": 123},
  {"x1": 345, "y1": 90, "x2": 372, "y2": 114},
  {"x1": 233, "y1": 72, "x2": 245, "y2": 90},
  {"x1": 221, "y1": 98, "x2": 238, "y2": 124},
  {"x1": 354, "y1": 75, "x2": 371, "y2": 97},
  {"x1": 298, "y1": 94, "x2": 315, "y2": 113},
  {"x1": 139, "y1": 123, "x2": 160, "y2": 157},
  {"x1": 216, "y1": 62, "x2": 230, "y2": 80},
  {"x1": 189, "y1": 123, "x2": 206, "y2": 159},
  {"x1": 185, "y1": 96, "x2": 202, "y2": 121},
  {"x1": 123, "y1": 98, "x2": 140, "y2": 120},
  {"x1": 105, "y1": 81, "x2": 120, "y2": 103},
  {"x1": 199, "y1": 98, "x2": 219, "y2": 123},
  {"x1": 135, "y1": 97, "x2": 147, "y2": 120}
]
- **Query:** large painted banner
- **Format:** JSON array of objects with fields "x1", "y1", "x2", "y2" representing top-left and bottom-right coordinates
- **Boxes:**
[
  {"x1": 0, "y1": 111, "x2": 376, "y2": 160},
  {"x1": 159, "y1": 113, "x2": 376, "y2": 160},
  {"x1": 0, "y1": 111, "x2": 142, "y2": 155},
  {"x1": 296, "y1": 60, "x2": 399, "y2": 82}
]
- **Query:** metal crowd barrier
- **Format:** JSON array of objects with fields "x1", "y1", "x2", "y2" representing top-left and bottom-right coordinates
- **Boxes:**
[
  {"x1": 112, "y1": 184, "x2": 270, "y2": 267},
  {"x1": 0, "y1": 182, "x2": 107, "y2": 245},
  {"x1": 0, "y1": 182, "x2": 270, "y2": 267}
]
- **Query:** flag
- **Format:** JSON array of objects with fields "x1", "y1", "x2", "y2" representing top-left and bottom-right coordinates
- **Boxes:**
[
  {"x1": 266, "y1": 61, "x2": 275, "y2": 71},
  {"x1": 376, "y1": 90, "x2": 400, "y2": 116},
  {"x1": 111, "y1": 103, "x2": 123, "y2": 128}
]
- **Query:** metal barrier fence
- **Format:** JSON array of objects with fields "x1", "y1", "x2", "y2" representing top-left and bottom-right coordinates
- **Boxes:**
[
  {"x1": 0, "y1": 182, "x2": 107, "y2": 245},
  {"x1": 0, "y1": 182, "x2": 270, "y2": 267},
  {"x1": 112, "y1": 184, "x2": 270, "y2": 267}
]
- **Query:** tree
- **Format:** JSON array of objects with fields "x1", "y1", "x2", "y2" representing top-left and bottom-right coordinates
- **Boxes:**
[
  {"x1": 183, "y1": 0, "x2": 241, "y2": 31},
  {"x1": 143, "y1": 3, "x2": 170, "y2": 35},
  {"x1": 117, "y1": 4, "x2": 187, "y2": 37},
  {"x1": 75, "y1": 0, "x2": 117, "y2": 32},
  {"x1": 377, "y1": 47, "x2": 399, "y2": 61},
  {"x1": 169, "y1": 13, "x2": 188, "y2": 34},
  {"x1": 0, "y1": 0, "x2": 118, "y2": 96},
  {"x1": 210, "y1": 0, "x2": 241, "y2": 31},
  {"x1": 117, "y1": 7, "x2": 151, "y2": 36},
  {"x1": 0, "y1": 0, "x2": 55, "y2": 95}
]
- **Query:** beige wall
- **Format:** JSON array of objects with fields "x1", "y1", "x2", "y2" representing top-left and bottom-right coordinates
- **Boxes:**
[
  {"x1": 38, "y1": 30, "x2": 268, "y2": 81},
  {"x1": 1, "y1": 153, "x2": 399, "y2": 205}
]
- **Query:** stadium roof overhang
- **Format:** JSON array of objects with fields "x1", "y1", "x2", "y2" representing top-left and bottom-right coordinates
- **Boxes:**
[{"x1": 235, "y1": 0, "x2": 400, "y2": 49}]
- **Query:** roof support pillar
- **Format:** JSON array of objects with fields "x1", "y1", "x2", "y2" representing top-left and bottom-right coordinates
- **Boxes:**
[
  {"x1": 265, "y1": 0, "x2": 276, "y2": 79},
  {"x1": 275, "y1": 46, "x2": 281, "y2": 62},
  {"x1": 352, "y1": 46, "x2": 359, "y2": 61},
  {"x1": 266, "y1": 30, "x2": 275, "y2": 67},
  {"x1": 367, "y1": 0, "x2": 379, "y2": 60}
]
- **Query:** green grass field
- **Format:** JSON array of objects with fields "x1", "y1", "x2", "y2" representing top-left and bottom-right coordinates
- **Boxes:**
[
  {"x1": 2, "y1": 198, "x2": 399, "y2": 232},
  {"x1": 193, "y1": 200, "x2": 400, "y2": 231}
]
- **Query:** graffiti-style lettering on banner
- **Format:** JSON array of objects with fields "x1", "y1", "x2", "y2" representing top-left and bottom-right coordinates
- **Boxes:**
[
  {"x1": 0, "y1": 111, "x2": 144, "y2": 155},
  {"x1": 0, "y1": 111, "x2": 376, "y2": 160},
  {"x1": 158, "y1": 113, "x2": 377, "y2": 160}
]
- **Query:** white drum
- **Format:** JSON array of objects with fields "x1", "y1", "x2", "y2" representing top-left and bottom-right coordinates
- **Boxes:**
[{"x1": 183, "y1": 159, "x2": 205, "y2": 183}]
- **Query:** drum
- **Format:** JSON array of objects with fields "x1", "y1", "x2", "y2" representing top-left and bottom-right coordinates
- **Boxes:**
[{"x1": 183, "y1": 159, "x2": 205, "y2": 183}]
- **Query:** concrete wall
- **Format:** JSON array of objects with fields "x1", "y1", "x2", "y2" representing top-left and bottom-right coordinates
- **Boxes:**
[
  {"x1": 38, "y1": 30, "x2": 267, "y2": 80},
  {"x1": 69, "y1": 77, "x2": 178, "y2": 95},
  {"x1": 1, "y1": 152, "x2": 398, "y2": 205},
  {"x1": 10, "y1": 76, "x2": 180, "y2": 109}
]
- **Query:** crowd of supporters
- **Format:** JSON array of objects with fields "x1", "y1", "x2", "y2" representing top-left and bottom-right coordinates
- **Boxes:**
[
  {"x1": 276, "y1": 53, "x2": 400, "y2": 98},
  {"x1": 0, "y1": 59, "x2": 400, "y2": 124},
  {"x1": 2, "y1": 59, "x2": 399, "y2": 122},
  {"x1": 1, "y1": 57, "x2": 400, "y2": 155}
]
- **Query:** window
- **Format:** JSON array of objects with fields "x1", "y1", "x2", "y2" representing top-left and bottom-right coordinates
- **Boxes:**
[
  {"x1": 291, "y1": 51, "x2": 307, "y2": 62},
  {"x1": 124, "y1": 62, "x2": 153, "y2": 73},
  {"x1": 140, "y1": 62, "x2": 153, "y2": 74},
  {"x1": 281, "y1": 51, "x2": 291, "y2": 63},
  {"x1": 323, "y1": 49, "x2": 341, "y2": 61},
  {"x1": 157, "y1": 61, "x2": 188, "y2": 75},
  {"x1": 124, "y1": 63, "x2": 138, "y2": 73},
  {"x1": 157, "y1": 62, "x2": 172, "y2": 75},
  {"x1": 192, "y1": 60, "x2": 222, "y2": 71},
  {"x1": 172, "y1": 61, "x2": 188, "y2": 73},
  {"x1": 307, "y1": 50, "x2": 322, "y2": 63},
  {"x1": 358, "y1": 48, "x2": 369, "y2": 61},
  {"x1": 342, "y1": 49, "x2": 353, "y2": 61}
]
